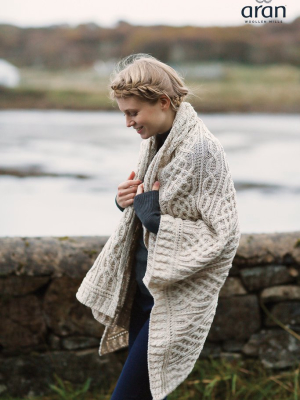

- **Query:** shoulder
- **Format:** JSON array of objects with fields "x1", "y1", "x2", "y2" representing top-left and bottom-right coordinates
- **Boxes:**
[
  {"x1": 177, "y1": 119, "x2": 230, "y2": 177},
  {"x1": 180, "y1": 118, "x2": 225, "y2": 158}
]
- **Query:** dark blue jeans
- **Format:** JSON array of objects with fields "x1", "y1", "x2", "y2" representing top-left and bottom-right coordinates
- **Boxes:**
[{"x1": 110, "y1": 285, "x2": 168, "y2": 400}]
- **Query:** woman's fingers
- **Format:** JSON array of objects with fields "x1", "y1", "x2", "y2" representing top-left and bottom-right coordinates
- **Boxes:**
[
  {"x1": 118, "y1": 182, "x2": 140, "y2": 197},
  {"x1": 125, "y1": 171, "x2": 141, "y2": 187},
  {"x1": 136, "y1": 183, "x2": 144, "y2": 195},
  {"x1": 152, "y1": 181, "x2": 160, "y2": 191},
  {"x1": 117, "y1": 180, "x2": 142, "y2": 207},
  {"x1": 119, "y1": 193, "x2": 136, "y2": 206},
  {"x1": 118, "y1": 189, "x2": 137, "y2": 200},
  {"x1": 119, "y1": 179, "x2": 142, "y2": 190},
  {"x1": 127, "y1": 171, "x2": 135, "y2": 180},
  {"x1": 116, "y1": 172, "x2": 145, "y2": 208}
]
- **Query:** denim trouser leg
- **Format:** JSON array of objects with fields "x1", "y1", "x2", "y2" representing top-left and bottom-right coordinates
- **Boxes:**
[{"x1": 110, "y1": 287, "x2": 168, "y2": 400}]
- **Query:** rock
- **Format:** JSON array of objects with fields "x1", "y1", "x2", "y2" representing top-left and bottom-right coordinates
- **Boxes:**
[
  {"x1": 0, "y1": 294, "x2": 47, "y2": 353},
  {"x1": 48, "y1": 333, "x2": 61, "y2": 350},
  {"x1": 0, "y1": 384, "x2": 7, "y2": 395},
  {"x1": 43, "y1": 276, "x2": 104, "y2": 337},
  {"x1": 222, "y1": 340, "x2": 247, "y2": 352},
  {"x1": 228, "y1": 264, "x2": 240, "y2": 276},
  {"x1": 235, "y1": 232, "x2": 300, "y2": 267},
  {"x1": 207, "y1": 295, "x2": 261, "y2": 341},
  {"x1": 219, "y1": 277, "x2": 247, "y2": 297},
  {"x1": 264, "y1": 301, "x2": 300, "y2": 327},
  {"x1": 199, "y1": 341, "x2": 222, "y2": 359},
  {"x1": 220, "y1": 352, "x2": 242, "y2": 361},
  {"x1": 61, "y1": 336, "x2": 100, "y2": 350},
  {"x1": 240, "y1": 265, "x2": 294, "y2": 292},
  {"x1": 0, "y1": 276, "x2": 50, "y2": 296},
  {"x1": 0, "y1": 236, "x2": 107, "y2": 278},
  {"x1": 0, "y1": 237, "x2": 59, "y2": 276},
  {"x1": 260, "y1": 285, "x2": 300, "y2": 302},
  {"x1": 288, "y1": 267, "x2": 299, "y2": 277},
  {"x1": 0, "y1": 349, "x2": 124, "y2": 397},
  {"x1": 242, "y1": 332, "x2": 263, "y2": 356},
  {"x1": 242, "y1": 329, "x2": 300, "y2": 369}
]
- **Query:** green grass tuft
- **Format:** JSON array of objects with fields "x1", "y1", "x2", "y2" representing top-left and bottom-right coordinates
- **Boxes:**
[{"x1": 1, "y1": 358, "x2": 300, "y2": 400}]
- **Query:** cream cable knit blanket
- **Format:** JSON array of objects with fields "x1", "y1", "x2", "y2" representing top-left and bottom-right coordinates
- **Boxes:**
[{"x1": 76, "y1": 101, "x2": 241, "y2": 400}]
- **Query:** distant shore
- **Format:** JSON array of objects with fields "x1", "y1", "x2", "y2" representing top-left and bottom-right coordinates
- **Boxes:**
[
  {"x1": 1, "y1": 64, "x2": 300, "y2": 113},
  {"x1": 1, "y1": 86, "x2": 300, "y2": 113}
]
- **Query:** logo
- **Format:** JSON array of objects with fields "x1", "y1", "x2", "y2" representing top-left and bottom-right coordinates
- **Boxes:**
[{"x1": 241, "y1": 0, "x2": 287, "y2": 23}]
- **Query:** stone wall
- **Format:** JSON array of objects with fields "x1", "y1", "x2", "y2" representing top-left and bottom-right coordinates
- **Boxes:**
[{"x1": 1, "y1": 232, "x2": 300, "y2": 397}]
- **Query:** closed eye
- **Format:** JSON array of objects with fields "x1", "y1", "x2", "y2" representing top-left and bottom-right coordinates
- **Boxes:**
[{"x1": 123, "y1": 112, "x2": 138, "y2": 117}]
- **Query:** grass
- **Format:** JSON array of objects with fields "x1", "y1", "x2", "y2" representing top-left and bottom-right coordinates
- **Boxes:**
[
  {"x1": 0, "y1": 63, "x2": 300, "y2": 112},
  {"x1": 1, "y1": 357, "x2": 300, "y2": 400}
]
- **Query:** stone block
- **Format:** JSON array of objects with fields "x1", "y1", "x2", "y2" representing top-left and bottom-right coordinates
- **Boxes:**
[
  {"x1": 48, "y1": 333, "x2": 61, "y2": 350},
  {"x1": 0, "y1": 294, "x2": 47, "y2": 353},
  {"x1": 61, "y1": 336, "x2": 100, "y2": 350},
  {"x1": 220, "y1": 352, "x2": 242, "y2": 361},
  {"x1": 0, "y1": 276, "x2": 50, "y2": 296},
  {"x1": 228, "y1": 264, "x2": 240, "y2": 276},
  {"x1": 264, "y1": 301, "x2": 300, "y2": 327},
  {"x1": 242, "y1": 328, "x2": 300, "y2": 369},
  {"x1": 240, "y1": 265, "x2": 294, "y2": 292},
  {"x1": 0, "y1": 236, "x2": 106, "y2": 278},
  {"x1": 261, "y1": 285, "x2": 300, "y2": 302},
  {"x1": 207, "y1": 295, "x2": 261, "y2": 341},
  {"x1": 219, "y1": 277, "x2": 247, "y2": 297},
  {"x1": 199, "y1": 341, "x2": 222, "y2": 359},
  {"x1": 222, "y1": 340, "x2": 247, "y2": 352},
  {"x1": 43, "y1": 276, "x2": 104, "y2": 337},
  {"x1": 235, "y1": 232, "x2": 300, "y2": 267}
]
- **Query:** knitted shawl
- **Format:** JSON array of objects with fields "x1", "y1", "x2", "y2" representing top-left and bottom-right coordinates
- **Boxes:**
[{"x1": 76, "y1": 101, "x2": 241, "y2": 400}]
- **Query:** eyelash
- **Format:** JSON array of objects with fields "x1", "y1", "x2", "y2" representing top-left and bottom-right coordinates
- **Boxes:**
[{"x1": 124, "y1": 113, "x2": 138, "y2": 117}]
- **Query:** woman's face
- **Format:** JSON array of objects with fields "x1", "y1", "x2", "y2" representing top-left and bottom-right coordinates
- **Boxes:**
[{"x1": 116, "y1": 95, "x2": 175, "y2": 139}]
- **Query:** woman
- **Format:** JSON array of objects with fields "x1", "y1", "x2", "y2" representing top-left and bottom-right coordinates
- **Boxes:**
[{"x1": 76, "y1": 53, "x2": 241, "y2": 400}]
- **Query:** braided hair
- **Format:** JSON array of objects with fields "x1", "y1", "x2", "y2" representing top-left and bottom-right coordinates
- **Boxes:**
[{"x1": 109, "y1": 54, "x2": 189, "y2": 112}]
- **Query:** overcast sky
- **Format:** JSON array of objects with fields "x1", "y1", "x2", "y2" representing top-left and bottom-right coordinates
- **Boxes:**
[{"x1": 1, "y1": 0, "x2": 299, "y2": 28}]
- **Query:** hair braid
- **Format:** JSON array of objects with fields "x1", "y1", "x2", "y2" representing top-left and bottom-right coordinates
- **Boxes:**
[{"x1": 109, "y1": 54, "x2": 189, "y2": 112}]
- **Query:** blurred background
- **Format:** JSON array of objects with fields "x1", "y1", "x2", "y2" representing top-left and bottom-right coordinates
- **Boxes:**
[{"x1": 0, "y1": 0, "x2": 300, "y2": 237}]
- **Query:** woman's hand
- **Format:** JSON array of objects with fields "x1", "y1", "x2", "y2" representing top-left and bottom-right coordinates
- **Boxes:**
[
  {"x1": 137, "y1": 180, "x2": 160, "y2": 194},
  {"x1": 116, "y1": 170, "x2": 160, "y2": 209},
  {"x1": 116, "y1": 171, "x2": 143, "y2": 208}
]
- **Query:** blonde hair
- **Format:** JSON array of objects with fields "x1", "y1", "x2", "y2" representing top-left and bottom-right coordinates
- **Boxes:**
[{"x1": 109, "y1": 54, "x2": 189, "y2": 112}]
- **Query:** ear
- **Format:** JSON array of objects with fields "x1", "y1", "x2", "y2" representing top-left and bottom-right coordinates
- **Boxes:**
[{"x1": 159, "y1": 95, "x2": 171, "y2": 110}]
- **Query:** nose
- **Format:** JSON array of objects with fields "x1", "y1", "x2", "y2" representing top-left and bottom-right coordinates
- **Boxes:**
[{"x1": 126, "y1": 115, "x2": 135, "y2": 128}]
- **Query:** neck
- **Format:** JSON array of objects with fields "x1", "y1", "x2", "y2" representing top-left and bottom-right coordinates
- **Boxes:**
[{"x1": 157, "y1": 109, "x2": 176, "y2": 135}]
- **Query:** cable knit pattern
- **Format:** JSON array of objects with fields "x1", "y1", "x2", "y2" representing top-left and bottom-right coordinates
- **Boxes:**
[{"x1": 76, "y1": 102, "x2": 241, "y2": 400}]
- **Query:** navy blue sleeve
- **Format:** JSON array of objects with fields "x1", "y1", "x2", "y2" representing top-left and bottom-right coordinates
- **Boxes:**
[
  {"x1": 133, "y1": 190, "x2": 161, "y2": 234},
  {"x1": 115, "y1": 195, "x2": 125, "y2": 212}
]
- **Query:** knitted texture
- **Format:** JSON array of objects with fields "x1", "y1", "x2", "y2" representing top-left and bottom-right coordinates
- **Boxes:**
[{"x1": 76, "y1": 101, "x2": 241, "y2": 400}]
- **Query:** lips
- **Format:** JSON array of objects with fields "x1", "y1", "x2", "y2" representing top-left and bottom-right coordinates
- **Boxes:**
[{"x1": 135, "y1": 126, "x2": 144, "y2": 134}]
